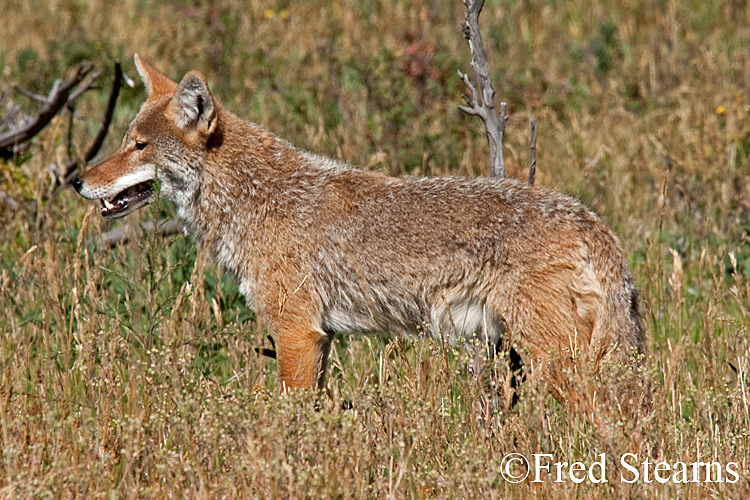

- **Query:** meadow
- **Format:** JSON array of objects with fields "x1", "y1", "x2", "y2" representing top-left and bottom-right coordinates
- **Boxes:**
[{"x1": 1, "y1": 0, "x2": 749, "y2": 497}]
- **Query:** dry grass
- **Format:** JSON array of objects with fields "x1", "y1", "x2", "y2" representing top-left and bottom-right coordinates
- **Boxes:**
[{"x1": 1, "y1": 0, "x2": 750, "y2": 498}]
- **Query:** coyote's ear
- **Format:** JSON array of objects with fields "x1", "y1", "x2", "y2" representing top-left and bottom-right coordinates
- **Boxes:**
[
  {"x1": 169, "y1": 70, "x2": 217, "y2": 136},
  {"x1": 133, "y1": 54, "x2": 178, "y2": 96}
]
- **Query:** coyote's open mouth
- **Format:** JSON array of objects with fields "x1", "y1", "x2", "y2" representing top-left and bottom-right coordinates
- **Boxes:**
[{"x1": 99, "y1": 180, "x2": 154, "y2": 219}]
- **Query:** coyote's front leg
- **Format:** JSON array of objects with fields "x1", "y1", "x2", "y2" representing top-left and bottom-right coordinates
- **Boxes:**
[
  {"x1": 274, "y1": 324, "x2": 332, "y2": 390},
  {"x1": 260, "y1": 279, "x2": 332, "y2": 390}
]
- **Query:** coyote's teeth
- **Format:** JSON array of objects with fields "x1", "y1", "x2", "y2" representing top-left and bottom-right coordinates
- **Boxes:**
[{"x1": 103, "y1": 199, "x2": 114, "y2": 210}]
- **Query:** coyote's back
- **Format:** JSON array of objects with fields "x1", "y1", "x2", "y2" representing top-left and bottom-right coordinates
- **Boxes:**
[{"x1": 73, "y1": 55, "x2": 646, "y2": 413}]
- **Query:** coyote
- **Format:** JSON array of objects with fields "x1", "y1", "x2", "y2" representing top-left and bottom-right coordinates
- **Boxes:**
[{"x1": 73, "y1": 55, "x2": 645, "y2": 407}]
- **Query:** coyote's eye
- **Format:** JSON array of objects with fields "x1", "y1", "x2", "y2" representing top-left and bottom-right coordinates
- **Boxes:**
[{"x1": 134, "y1": 141, "x2": 148, "y2": 151}]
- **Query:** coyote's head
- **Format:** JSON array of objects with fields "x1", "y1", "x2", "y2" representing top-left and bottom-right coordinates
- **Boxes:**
[{"x1": 72, "y1": 54, "x2": 218, "y2": 219}]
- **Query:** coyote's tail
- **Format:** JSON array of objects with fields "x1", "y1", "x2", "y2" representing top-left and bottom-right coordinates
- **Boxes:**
[{"x1": 588, "y1": 231, "x2": 649, "y2": 414}]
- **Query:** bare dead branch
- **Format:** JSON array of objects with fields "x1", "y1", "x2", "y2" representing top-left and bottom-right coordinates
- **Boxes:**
[
  {"x1": 457, "y1": 0, "x2": 506, "y2": 178},
  {"x1": 82, "y1": 61, "x2": 122, "y2": 165},
  {"x1": 498, "y1": 102, "x2": 507, "y2": 132},
  {"x1": 0, "y1": 190, "x2": 19, "y2": 211},
  {"x1": 66, "y1": 103, "x2": 75, "y2": 163},
  {"x1": 94, "y1": 218, "x2": 182, "y2": 249},
  {"x1": 0, "y1": 101, "x2": 31, "y2": 136},
  {"x1": 0, "y1": 62, "x2": 93, "y2": 157},
  {"x1": 57, "y1": 60, "x2": 124, "y2": 191},
  {"x1": 0, "y1": 189, "x2": 37, "y2": 214},
  {"x1": 12, "y1": 85, "x2": 47, "y2": 103},
  {"x1": 528, "y1": 118, "x2": 537, "y2": 186},
  {"x1": 456, "y1": 69, "x2": 481, "y2": 113},
  {"x1": 66, "y1": 68, "x2": 103, "y2": 103}
]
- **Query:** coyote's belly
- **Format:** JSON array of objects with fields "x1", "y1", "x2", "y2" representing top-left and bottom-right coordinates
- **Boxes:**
[{"x1": 319, "y1": 278, "x2": 504, "y2": 348}]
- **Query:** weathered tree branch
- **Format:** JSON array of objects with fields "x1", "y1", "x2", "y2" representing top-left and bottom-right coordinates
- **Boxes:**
[
  {"x1": 51, "y1": 60, "x2": 124, "y2": 196},
  {"x1": 66, "y1": 67, "x2": 103, "y2": 103},
  {"x1": 457, "y1": 0, "x2": 507, "y2": 178},
  {"x1": 0, "y1": 92, "x2": 30, "y2": 137},
  {"x1": 65, "y1": 102, "x2": 76, "y2": 163},
  {"x1": 528, "y1": 118, "x2": 537, "y2": 186},
  {"x1": 0, "y1": 189, "x2": 37, "y2": 213},
  {"x1": 0, "y1": 62, "x2": 93, "y2": 157},
  {"x1": 84, "y1": 61, "x2": 122, "y2": 165},
  {"x1": 0, "y1": 190, "x2": 19, "y2": 211},
  {"x1": 12, "y1": 86, "x2": 48, "y2": 103},
  {"x1": 60, "y1": 60, "x2": 123, "y2": 188}
]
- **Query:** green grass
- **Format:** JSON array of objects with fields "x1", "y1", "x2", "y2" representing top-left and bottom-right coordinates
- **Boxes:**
[{"x1": 1, "y1": 0, "x2": 750, "y2": 497}]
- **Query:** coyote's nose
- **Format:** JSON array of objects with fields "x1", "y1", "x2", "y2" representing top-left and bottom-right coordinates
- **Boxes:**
[{"x1": 71, "y1": 177, "x2": 83, "y2": 193}]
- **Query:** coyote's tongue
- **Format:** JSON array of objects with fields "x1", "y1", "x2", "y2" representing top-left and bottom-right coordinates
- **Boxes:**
[{"x1": 100, "y1": 181, "x2": 154, "y2": 219}]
